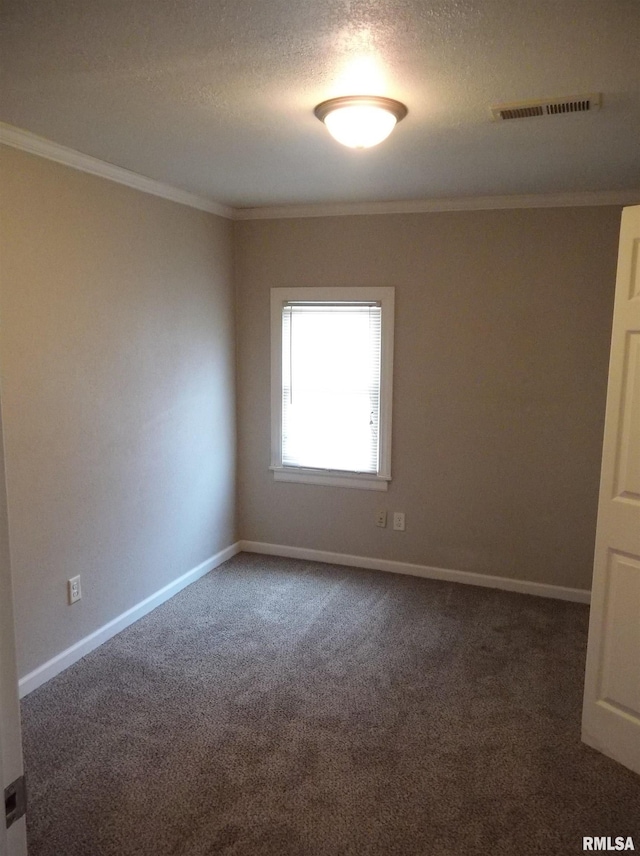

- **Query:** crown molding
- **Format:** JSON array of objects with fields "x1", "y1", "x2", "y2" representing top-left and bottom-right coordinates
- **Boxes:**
[
  {"x1": 233, "y1": 190, "x2": 640, "y2": 220},
  {"x1": 0, "y1": 122, "x2": 234, "y2": 219},
  {"x1": 2, "y1": 122, "x2": 638, "y2": 222}
]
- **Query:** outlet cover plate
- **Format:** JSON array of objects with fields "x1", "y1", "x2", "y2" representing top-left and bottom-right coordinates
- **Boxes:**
[
  {"x1": 68, "y1": 575, "x2": 82, "y2": 604},
  {"x1": 393, "y1": 512, "x2": 405, "y2": 531}
]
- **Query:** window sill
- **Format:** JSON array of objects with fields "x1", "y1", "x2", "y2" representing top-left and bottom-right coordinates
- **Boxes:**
[{"x1": 270, "y1": 467, "x2": 389, "y2": 491}]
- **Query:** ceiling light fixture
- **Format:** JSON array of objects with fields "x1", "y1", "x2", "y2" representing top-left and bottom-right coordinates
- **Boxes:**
[{"x1": 314, "y1": 95, "x2": 408, "y2": 149}]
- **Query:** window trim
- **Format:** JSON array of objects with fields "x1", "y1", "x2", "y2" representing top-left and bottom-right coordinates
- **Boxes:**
[{"x1": 270, "y1": 286, "x2": 394, "y2": 490}]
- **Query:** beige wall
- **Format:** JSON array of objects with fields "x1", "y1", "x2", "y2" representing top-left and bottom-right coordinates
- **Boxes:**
[
  {"x1": 0, "y1": 147, "x2": 237, "y2": 676},
  {"x1": 235, "y1": 207, "x2": 621, "y2": 591},
  {"x1": 0, "y1": 143, "x2": 623, "y2": 682}
]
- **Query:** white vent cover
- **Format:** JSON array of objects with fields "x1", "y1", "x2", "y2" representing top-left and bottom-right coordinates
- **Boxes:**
[{"x1": 491, "y1": 93, "x2": 602, "y2": 121}]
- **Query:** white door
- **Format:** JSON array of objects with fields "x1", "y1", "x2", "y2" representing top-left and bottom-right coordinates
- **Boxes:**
[
  {"x1": 582, "y1": 204, "x2": 640, "y2": 776},
  {"x1": 0, "y1": 397, "x2": 27, "y2": 855}
]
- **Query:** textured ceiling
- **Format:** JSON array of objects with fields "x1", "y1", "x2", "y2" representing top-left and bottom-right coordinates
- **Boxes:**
[{"x1": 1, "y1": 0, "x2": 639, "y2": 209}]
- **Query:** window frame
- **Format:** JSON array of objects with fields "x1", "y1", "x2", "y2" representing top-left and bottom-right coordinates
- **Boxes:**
[{"x1": 270, "y1": 286, "x2": 394, "y2": 491}]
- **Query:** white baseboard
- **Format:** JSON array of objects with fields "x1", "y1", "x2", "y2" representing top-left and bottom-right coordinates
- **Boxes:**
[
  {"x1": 18, "y1": 542, "x2": 241, "y2": 698},
  {"x1": 239, "y1": 540, "x2": 591, "y2": 604},
  {"x1": 19, "y1": 539, "x2": 589, "y2": 698}
]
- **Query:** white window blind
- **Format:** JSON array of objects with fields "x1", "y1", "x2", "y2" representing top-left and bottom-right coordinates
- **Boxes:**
[{"x1": 281, "y1": 302, "x2": 382, "y2": 473}]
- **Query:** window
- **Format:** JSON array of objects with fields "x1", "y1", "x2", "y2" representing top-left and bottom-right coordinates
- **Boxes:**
[{"x1": 270, "y1": 287, "x2": 394, "y2": 490}]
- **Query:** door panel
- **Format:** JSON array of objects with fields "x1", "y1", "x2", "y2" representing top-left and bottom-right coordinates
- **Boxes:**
[
  {"x1": 583, "y1": 205, "x2": 640, "y2": 776},
  {"x1": 613, "y1": 332, "x2": 640, "y2": 501},
  {"x1": 0, "y1": 401, "x2": 27, "y2": 854},
  {"x1": 0, "y1": 424, "x2": 27, "y2": 855},
  {"x1": 598, "y1": 551, "x2": 640, "y2": 714}
]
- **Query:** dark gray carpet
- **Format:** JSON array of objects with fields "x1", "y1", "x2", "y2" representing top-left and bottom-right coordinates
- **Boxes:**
[{"x1": 21, "y1": 553, "x2": 639, "y2": 855}]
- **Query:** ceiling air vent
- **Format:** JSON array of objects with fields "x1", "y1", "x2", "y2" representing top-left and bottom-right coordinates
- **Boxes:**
[{"x1": 491, "y1": 93, "x2": 601, "y2": 121}]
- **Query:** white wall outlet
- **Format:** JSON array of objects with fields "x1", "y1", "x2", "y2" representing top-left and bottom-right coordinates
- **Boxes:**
[
  {"x1": 393, "y1": 512, "x2": 406, "y2": 531},
  {"x1": 376, "y1": 510, "x2": 387, "y2": 528},
  {"x1": 68, "y1": 575, "x2": 82, "y2": 604}
]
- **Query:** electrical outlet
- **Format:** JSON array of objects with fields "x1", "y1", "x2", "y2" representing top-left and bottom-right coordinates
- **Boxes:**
[
  {"x1": 68, "y1": 575, "x2": 82, "y2": 604},
  {"x1": 393, "y1": 512, "x2": 405, "y2": 531},
  {"x1": 376, "y1": 510, "x2": 387, "y2": 528}
]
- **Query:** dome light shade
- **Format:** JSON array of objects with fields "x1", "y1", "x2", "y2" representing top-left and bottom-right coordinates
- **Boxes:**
[{"x1": 314, "y1": 96, "x2": 408, "y2": 149}]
